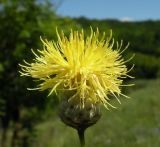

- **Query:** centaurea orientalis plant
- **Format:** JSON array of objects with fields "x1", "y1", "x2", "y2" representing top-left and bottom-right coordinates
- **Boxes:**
[{"x1": 19, "y1": 28, "x2": 133, "y2": 147}]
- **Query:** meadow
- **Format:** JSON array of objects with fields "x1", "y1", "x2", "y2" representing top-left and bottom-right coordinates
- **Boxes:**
[{"x1": 32, "y1": 79, "x2": 160, "y2": 147}]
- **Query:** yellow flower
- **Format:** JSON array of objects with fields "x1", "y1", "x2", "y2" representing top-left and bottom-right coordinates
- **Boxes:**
[{"x1": 19, "y1": 28, "x2": 133, "y2": 109}]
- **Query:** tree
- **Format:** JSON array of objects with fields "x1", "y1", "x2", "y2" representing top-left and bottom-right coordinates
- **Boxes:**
[{"x1": 0, "y1": 0, "x2": 57, "y2": 146}]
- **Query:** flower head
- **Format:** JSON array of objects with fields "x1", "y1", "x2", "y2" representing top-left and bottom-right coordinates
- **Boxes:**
[{"x1": 20, "y1": 28, "x2": 132, "y2": 109}]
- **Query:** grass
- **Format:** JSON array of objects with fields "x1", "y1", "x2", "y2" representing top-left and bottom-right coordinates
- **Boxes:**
[{"x1": 32, "y1": 79, "x2": 160, "y2": 147}]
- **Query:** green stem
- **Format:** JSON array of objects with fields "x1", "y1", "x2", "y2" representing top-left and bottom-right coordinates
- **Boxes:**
[{"x1": 77, "y1": 127, "x2": 85, "y2": 147}]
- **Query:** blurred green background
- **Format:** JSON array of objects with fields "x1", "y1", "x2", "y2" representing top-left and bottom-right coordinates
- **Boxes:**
[{"x1": 0, "y1": 0, "x2": 160, "y2": 147}]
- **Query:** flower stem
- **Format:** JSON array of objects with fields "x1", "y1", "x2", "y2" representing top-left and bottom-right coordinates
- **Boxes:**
[{"x1": 77, "y1": 127, "x2": 85, "y2": 147}]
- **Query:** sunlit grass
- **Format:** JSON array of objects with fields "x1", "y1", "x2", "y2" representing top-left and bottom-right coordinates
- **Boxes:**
[{"x1": 33, "y1": 79, "x2": 160, "y2": 147}]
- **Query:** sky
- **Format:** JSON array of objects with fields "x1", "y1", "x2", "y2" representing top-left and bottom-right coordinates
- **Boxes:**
[{"x1": 56, "y1": 0, "x2": 160, "y2": 21}]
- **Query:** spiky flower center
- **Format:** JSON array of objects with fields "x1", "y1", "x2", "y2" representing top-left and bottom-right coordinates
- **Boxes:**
[{"x1": 20, "y1": 28, "x2": 132, "y2": 109}]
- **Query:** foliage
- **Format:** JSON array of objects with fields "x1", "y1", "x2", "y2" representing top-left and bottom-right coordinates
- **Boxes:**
[{"x1": 0, "y1": 0, "x2": 58, "y2": 146}]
